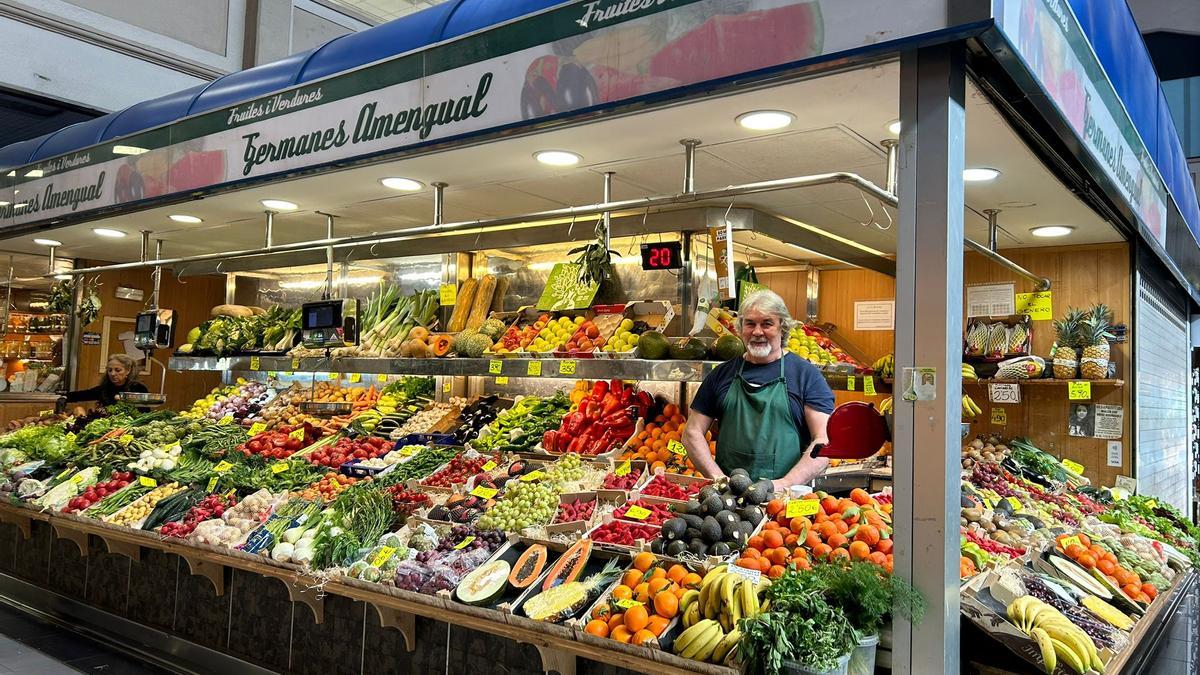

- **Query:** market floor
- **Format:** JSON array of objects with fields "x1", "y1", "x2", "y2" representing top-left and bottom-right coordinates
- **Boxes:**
[
  {"x1": 0, "y1": 601, "x2": 170, "y2": 675},
  {"x1": 1142, "y1": 581, "x2": 1200, "y2": 674}
]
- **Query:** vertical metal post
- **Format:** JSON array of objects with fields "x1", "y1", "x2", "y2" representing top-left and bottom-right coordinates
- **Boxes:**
[
  {"x1": 432, "y1": 182, "x2": 448, "y2": 226},
  {"x1": 151, "y1": 239, "x2": 164, "y2": 309},
  {"x1": 65, "y1": 275, "x2": 83, "y2": 389},
  {"x1": 679, "y1": 232, "x2": 694, "y2": 333},
  {"x1": 139, "y1": 230, "x2": 151, "y2": 262},
  {"x1": 317, "y1": 212, "x2": 336, "y2": 299},
  {"x1": 984, "y1": 208, "x2": 1000, "y2": 252},
  {"x1": 602, "y1": 172, "x2": 614, "y2": 249},
  {"x1": 46, "y1": 247, "x2": 57, "y2": 275},
  {"x1": 892, "y1": 44, "x2": 966, "y2": 675},
  {"x1": 805, "y1": 268, "x2": 820, "y2": 322},
  {"x1": 881, "y1": 139, "x2": 899, "y2": 196},
  {"x1": 224, "y1": 274, "x2": 237, "y2": 305},
  {"x1": 264, "y1": 211, "x2": 275, "y2": 249},
  {"x1": 680, "y1": 139, "x2": 701, "y2": 194}
]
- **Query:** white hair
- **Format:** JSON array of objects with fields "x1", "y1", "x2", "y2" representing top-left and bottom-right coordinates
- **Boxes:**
[{"x1": 738, "y1": 289, "x2": 793, "y2": 332}]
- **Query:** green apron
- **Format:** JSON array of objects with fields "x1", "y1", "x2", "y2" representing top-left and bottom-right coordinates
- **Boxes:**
[{"x1": 714, "y1": 357, "x2": 803, "y2": 481}]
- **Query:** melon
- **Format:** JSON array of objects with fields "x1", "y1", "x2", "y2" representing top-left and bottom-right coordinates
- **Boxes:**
[
  {"x1": 542, "y1": 539, "x2": 592, "y2": 592},
  {"x1": 455, "y1": 559, "x2": 511, "y2": 606},
  {"x1": 509, "y1": 544, "x2": 549, "y2": 589}
]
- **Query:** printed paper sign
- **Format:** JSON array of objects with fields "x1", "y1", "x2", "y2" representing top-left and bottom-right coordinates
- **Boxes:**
[
  {"x1": 989, "y1": 383, "x2": 1021, "y2": 404},
  {"x1": 853, "y1": 301, "x2": 894, "y2": 331},
  {"x1": 966, "y1": 283, "x2": 1015, "y2": 318},
  {"x1": 1015, "y1": 291, "x2": 1053, "y2": 320}
]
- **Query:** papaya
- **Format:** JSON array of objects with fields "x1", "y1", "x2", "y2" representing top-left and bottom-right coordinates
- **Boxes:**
[
  {"x1": 542, "y1": 539, "x2": 592, "y2": 591},
  {"x1": 432, "y1": 334, "x2": 454, "y2": 357},
  {"x1": 509, "y1": 544, "x2": 549, "y2": 589}
]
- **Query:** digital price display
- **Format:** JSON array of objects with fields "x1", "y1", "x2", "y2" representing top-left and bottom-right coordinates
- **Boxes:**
[{"x1": 640, "y1": 242, "x2": 683, "y2": 270}]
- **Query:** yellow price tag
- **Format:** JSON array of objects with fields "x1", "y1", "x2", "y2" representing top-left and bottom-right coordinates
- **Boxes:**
[
  {"x1": 495, "y1": 376, "x2": 509, "y2": 385},
  {"x1": 864, "y1": 377, "x2": 876, "y2": 396},
  {"x1": 291, "y1": 357, "x2": 300, "y2": 370},
  {"x1": 139, "y1": 476, "x2": 157, "y2": 488},
  {"x1": 1006, "y1": 496, "x2": 1021, "y2": 511},
  {"x1": 982, "y1": 497, "x2": 996, "y2": 510},
  {"x1": 213, "y1": 461, "x2": 234, "y2": 473},
  {"x1": 378, "y1": 374, "x2": 388, "y2": 383},
  {"x1": 559, "y1": 360, "x2": 577, "y2": 375},
  {"x1": 284, "y1": 372, "x2": 294, "y2": 377},
  {"x1": 1059, "y1": 535, "x2": 1082, "y2": 550},
  {"x1": 267, "y1": 371, "x2": 277, "y2": 378},
  {"x1": 206, "y1": 476, "x2": 219, "y2": 492},
  {"x1": 248, "y1": 422, "x2": 267, "y2": 436},
  {"x1": 219, "y1": 415, "x2": 234, "y2": 426},
  {"x1": 249, "y1": 356, "x2": 260, "y2": 371},
  {"x1": 614, "y1": 598, "x2": 642, "y2": 610},
  {"x1": 119, "y1": 434, "x2": 134, "y2": 446},
  {"x1": 271, "y1": 462, "x2": 290, "y2": 474},
  {"x1": 56, "y1": 467, "x2": 72, "y2": 480},
  {"x1": 70, "y1": 472, "x2": 87, "y2": 485},
  {"x1": 439, "y1": 283, "x2": 457, "y2": 306},
  {"x1": 348, "y1": 372, "x2": 361, "y2": 383},
  {"x1": 470, "y1": 485, "x2": 498, "y2": 499},
  {"x1": 846, "y1": 376, "x2": 855, "y2": 391},
  {"x1": 1068, "y1": 381, "x2": 1091, "y2": 400},
  {"x1": 488, "y1": 360, "x2": 503, "y2": 374},
  {"x1": 1062, "y1": 459, "x2": 1085, "y2": 475},
  {"x1": 1146, "y1": 499, "x2": 1158, "y2": 509},
  {"x1": 481, "y1": 460, "x2": 497, "y2": 472},
  {"x1": 453, "y1": 535, "x2": 475, "y2": 550},
  {"x1": 667, "y1": 439, "x2": 687, "y2": 456},
  {"x1": 786, "y1": 499, "x2": 820, "y2": 518},
  {"x1": 624, "y1": 505, "x2": 652, "y2": 520},
  {"x1": 371, "y1": 546, "x2": 398, "y2": 567},
  {"x1": 288, "y1": 427, "x2": 305, "y2": 441},
  {"x1": 442, "y1": 381, "x2": 451, "y2": 393},
  {"x1": 615, "y1": 460, "x2": 631, "y2": 477},
  {"x1": 527, "y1": 361, "x2": 542, "y2": 376},
  {"x1": 991, "y1": 408, "x2": 1007, "y2": 426},
  {"x1": 521, "y1": 470, "x2": 546, "y2": 482}
]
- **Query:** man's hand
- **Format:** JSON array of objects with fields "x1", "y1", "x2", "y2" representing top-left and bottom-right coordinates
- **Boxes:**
[{"x1": 772, "y1": 478, "x2": 791, "y2": 493}]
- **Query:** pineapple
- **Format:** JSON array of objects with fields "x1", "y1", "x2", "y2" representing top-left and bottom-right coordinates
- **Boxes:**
[
  {"x1": 1051, "y1": 308, "x2": 1085, "y2": 379},
  {"x1": 986, "y1": 323, "x2": 1007, "y2": 356},
  {"x1": 965, "y1": 322, "x2": 988, "y2": 355},
  {"x1": 1007, "y1": 323, "x2": 1028, "y2": 354},
  {"x1": 1080, "y1": 304, "x2": 1114, "y2": 379}
]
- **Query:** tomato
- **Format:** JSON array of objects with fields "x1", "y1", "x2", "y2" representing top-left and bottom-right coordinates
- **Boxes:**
[{"x1": 285, "y1": 439, "x2": 302, "y2": 451}]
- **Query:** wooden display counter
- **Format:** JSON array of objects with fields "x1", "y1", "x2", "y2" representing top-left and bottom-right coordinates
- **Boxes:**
[
  {"x1": 0, "y1": 501, "x2": 735, "y2": 675},
  {"x1": 0, "y1": 393, "x2": 61, "y2": 428}
]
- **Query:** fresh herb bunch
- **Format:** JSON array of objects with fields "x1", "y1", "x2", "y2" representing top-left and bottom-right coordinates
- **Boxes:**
[
  {"x1": 382, "y1": 375, "x2": 434, "y2": 401},
  {"x1": 806, "y1": 561, "x2": 926, "y2": 636},
  {"x1": 738, "y1": 569, "x2": 856, "y2": 674},
  {"x1": 568, "y1": 219, "x2": 619, "y2": 287}
]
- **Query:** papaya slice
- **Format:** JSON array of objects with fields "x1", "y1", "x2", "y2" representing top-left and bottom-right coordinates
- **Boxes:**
[
  {"x1": 509, "y1": 544, "x2": 549, "y2": 589},
  {"x1": 542, "y1": 539, "x2": 592, "y2": 591}
]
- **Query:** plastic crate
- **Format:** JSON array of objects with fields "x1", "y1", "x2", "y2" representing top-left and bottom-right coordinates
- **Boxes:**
[{"x1": 395, "y1": 433, "x2": 456, "y2": 446}]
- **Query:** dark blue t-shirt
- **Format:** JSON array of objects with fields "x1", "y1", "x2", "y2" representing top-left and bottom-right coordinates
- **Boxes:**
[{"x1": 690, "y1": 352, "x2": 835, "y2": 450}]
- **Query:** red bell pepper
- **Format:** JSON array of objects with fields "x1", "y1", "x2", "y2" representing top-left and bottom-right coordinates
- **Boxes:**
[
  {"x1": 592, "y1": 380, "x2": 609, "y2": 399},
  {"x1": 543, "y1": 430, "x2": 557, "y2": 452}
]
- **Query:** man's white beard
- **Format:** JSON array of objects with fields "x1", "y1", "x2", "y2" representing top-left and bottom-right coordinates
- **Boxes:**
[{"x1": 746, "y1": 342, "x2": 772, "y2": 359}]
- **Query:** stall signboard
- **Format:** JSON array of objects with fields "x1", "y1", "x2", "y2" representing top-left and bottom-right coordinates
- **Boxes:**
[
  {"x1": 0, "y1": 0, "x2": 952, "y2": 228},
  {"x1": 993, "y1": 0, "x2": 1169, "y2": 248}
]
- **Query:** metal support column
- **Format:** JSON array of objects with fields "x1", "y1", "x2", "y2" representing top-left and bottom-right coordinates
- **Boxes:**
[{"x1": 892, "y1": 44, "x2": 966, "y2": 675}]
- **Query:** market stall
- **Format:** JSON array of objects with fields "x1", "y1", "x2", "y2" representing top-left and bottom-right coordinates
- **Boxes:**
[{"x1": 0, "y1": 0, "x2": 1196, "y2": 674}]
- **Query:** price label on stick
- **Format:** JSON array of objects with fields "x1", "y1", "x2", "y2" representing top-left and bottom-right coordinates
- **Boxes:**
[
  {"x1": 249, "y1": 356, "x2": 260, "y2": 371},
  {"x1": 271, "y1": 462, "x2": 290, "y2": 474},
  {"x1": 846, "y1": 376, "x2": 855, "y2": 391},
  {"x1": 139, "y1": 476, "x2": 157, "y2": 488},
  {"x1": 495, "y1": 376, "x2": 509, "y2": 385},
  {"x1": 864, "y1": 377, "x2": 876, "y2": 396},
  {"x1": 559, "y1": 360, "x2": 577, "y2": 376},
  {"x1": 1061, "y1": 459, "x2": 1085, "y2": 475},
  {"x1": 1068, "y1": 381, "x2": 1091, "y2": 400},
  {"x1": 1059, "y1": 535, "x2": 1082, "y2": 550},
  {"x1": 521, "y1": 470, "x2": 546, "y2": 482},
  {"x1": 291, "y1": 357, "x2": 300, "y2": 370},
  {"x1": 348, "y1": 372, "x2": 361, "y2": 383},
  {"x1": 454, "y1": 536, "x2": 475, "y2": 550},
  {"x1": 488, "y1": 360, "x2": 503, "y2": 375},
  {"x1": 213, "y1": 461, "x2": 234, "y2": 473},
  {"x1": 289, "y1": 427, "x2": 305, "y2": 441},
  {"x1": 527, "y1": 361, "x2": 542, "y2": 376},
  {"x1": 442, "y1": 381, "x2": 451, "y2": 393},
  {"x1": 1006, "y1": 496, "x2": 1021, "y2": 511},
  {"x1": 69, "y1": 472, "x2": 86, "y2": 485},
  {"x1": 624, "y1": 505, "x2": 652, "y2": 520},
  {"x1": 786, "y1": 499, "x2": 820, "y2": 518},
  {"x1": 248, "y1": 422, "x2": 267, "y2": 436},
  {"x1": 481, "y1": 460, "x2": 497, "y2": 472},
  {"x1": 56, "y1": 468, "x2": 72, "y2": 480},
  {"x1": 371, "y1": 546, "x2": 398, "y2": 567},
  {"x1": 614, "y1": 598, "x2": 642, "y2": 610},
  {"x1": 219, "y1": 414, "x2": 234, "y2": 426},
  {"x1": 615, "y1": 460, "x2": 632, "y2": 477},
  {"x1": 206, "y1": 476, "x2": 219, "y2": 492},
  {"x1": 470, "y1": 485, "x2": 498, "y2": 499},
  {"x1": 378, "y1": 374, "x2": 388, "y2": 383},
  {"x1": 667, "y1": 440, "x2": 687, "y2": 456}
]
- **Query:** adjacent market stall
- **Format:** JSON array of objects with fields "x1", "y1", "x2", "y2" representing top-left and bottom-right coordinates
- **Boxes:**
[{"x1": 0, "y1": 1, "x2": 1196, "y2": 674}]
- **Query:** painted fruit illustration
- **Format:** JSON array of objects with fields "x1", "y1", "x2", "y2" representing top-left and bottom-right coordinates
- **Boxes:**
[
  {"x1": 520, "y1": 56, "x2": 599, "y2": 119},
  {"x1": 114, "y1": 162, "x2": 144, "y2": 202}
]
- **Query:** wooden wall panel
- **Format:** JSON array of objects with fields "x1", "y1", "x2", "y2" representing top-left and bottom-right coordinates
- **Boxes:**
[{"x1": 72, "y1": 263, "x2": 224, "y2": 409}]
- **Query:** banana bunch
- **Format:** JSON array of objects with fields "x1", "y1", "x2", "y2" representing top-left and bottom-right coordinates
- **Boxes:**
[
  {"x1": 962, "y1": 394, "x2": 982, "y2": 419},
  {"x1": 871, "y1": 353, "x2": 895, "y2": 379},
  {"x1": 962, "y1": 363, "x2": 978, "y2": 381},
  {"x1": 676, "y1": 565, "x2": 768, "y2": 665},
  {"x1": 879, "y1": 397, "x2": 893, "y2": 414},
  {"x1": 1007, "y1": 597, "x2": 1104, "y2": 674}
]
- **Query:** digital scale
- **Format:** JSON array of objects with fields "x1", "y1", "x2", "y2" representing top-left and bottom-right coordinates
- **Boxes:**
[
  {"x1": 134, "y1": 308, "x2": 177, "y2": 350},
  {"x1": 301, "y1": 299, "x2": 358, "y2": 349}
]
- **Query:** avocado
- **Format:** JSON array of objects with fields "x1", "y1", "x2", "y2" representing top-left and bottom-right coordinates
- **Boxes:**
[
  {"x1": 698, "y1": 486, "x2": 719, "y2": 503},
  {"x1": 700, "y1": 516, "x2": 723, "y2": 544},
  {"x1": 669, "y1": 337, "x2": 709, "y2": 360},
  {"x1": 711, "y1": 541, "x2": 732, "y2": 557},
  {"x1": 650, "y1": 538, "x2": 665, "y2": 554},
  {"x1": 721, "y1": 519, "x2": 741, "y2": 542},
  {"x1": 688, "y1": 539, "x2": 709, "y2": 556},
  {"x1": 727, "y1": 474, "x2": 752, "y2": 496},
  {"x1": 680, "y1": 514, "x2": 704, "y2": 530},
  {"x1": 714, "y1": 510, "x2": 738, "y2": 530},
  {"x1": 666, "y1": 540, "x2": 688, "y2": 557},
  {"x1": 702, "y1": 494, "x2": 724, "y2": 516},
  {"x1": 686, "y1": 527, "x2": 701, "y2": 541},
  {"x1": 637, "y1": 331, "x2": 671, "y2": 360},
  {"x1": 712, "y1": 334, "x2": 746, "y2": 361},
  {"x1": 684, "y1": 499, "x2": 703, "y2": 515},
  {"x1": 752, "y1": 478, "x2": 776, "y2": 497},
  {"x1": 731, "y1": 467, "x2": 750, "y2": 479},
  {"x1": 721, "y1": 495, "x2": 738, "y2": 512},
  {"x1": 661, "y1": 517, "x2": 688, "y2": 542},
  {"x1": 739, "y1": 506, "x2": 764, "y2": 527}
]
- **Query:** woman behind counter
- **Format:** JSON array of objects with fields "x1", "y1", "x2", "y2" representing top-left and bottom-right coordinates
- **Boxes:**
[{"x1": 61, "y1": 354, "x2": 148, "y2": 408}]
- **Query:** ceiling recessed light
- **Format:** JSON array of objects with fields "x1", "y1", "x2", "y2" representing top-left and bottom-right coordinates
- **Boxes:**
[
  {"x1": 24, "y1": 169, "x2": 43, "y2": 178},
  {"x1": 93, "y1": 228, "x2": 127, "y2": 238},
  {"x1": 53, "y1": 274, "x2": 71, "y2": 280},
  {"x1": 33, "y1": 238, "x2": 61, "y2": 246},
  {"x1": 534, "y1": 150, "x2": 581, "y2": 166},
  {"x1": 736, "y1": 110, "x2": 795, "y2": 131},
  {"x1": 886, "y1": 119, "x2": 902, "y2": 135},
  {"x1": 112, "y1": 145, "x2": 148, "y2": 156},
  {"x1": 0, "y1": 201, "x2": 8, "y2": 207},
  {"x1": 260, "y1": 199, "x2": 298, "y2": 210},
  {"x1": 963, "y1": 167, "x2": 1002, "y2": 182},
  {"x1": 169, "y1": 214, "x2": 203, "y2": 224},
  {"x1": 998, "y1": 200, "x2": 1037, "y2": 208},
  {"x1": 379, "y1": 177, "x2": 424, "y2": 191},
  {"x1": 5, "y1": 171, "x2": 14, "y2": 177},
  {"x1": 1030, "y1": 225, "x2": 1074, "y2": 238}
]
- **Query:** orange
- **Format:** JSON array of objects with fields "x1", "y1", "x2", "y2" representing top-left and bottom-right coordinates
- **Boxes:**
[
  {"x1": 647, "y1": 615, "x2": 670, "y2": 637},
  {"x1": 762, "y1": 530, "x2": 784, "y2": 549},
  {"x1": 624, "y1": 604, "x2": 650, "y2": 632},
  {"x1": 784, "y1": 534, "x2": 799, "y2": 548},
  {"x1": 812, "y1": 543, "x2": 832, "y2": 559},
  {"x1": 622, "y1": 569, "x2": 644, "y2": 588},
  {"x1": 835, "y1": 519, "x2": 849, "y2": 534},
  {"x1": 827, "y1": 533, "x2": 848, "y2": 549},
  {"x1": 1077, "y1": 553, "x2": 1097, "y2": 569},
  {"x1": 854, "y1": 525, "x2": 881, "y2": 547},
  {"x1": 634, "y1": 582, "x2": 650, "y2": 603},
  {"x1": 768, "y1": 565, "x2": 785, "y2": 579},
  {"x1": 849, "y1": 488, "x2": 871, "y2": 505},
  {"x1": 681, "y1": 572, "x2": 702, "y2": 588},
  {"x1": 829, "y1": 548, "x2": 850, "y2": 561},
  {"x1": 868, "y1": 551, "x2": 888, "y2": 565},
  {"x1": 1077, "y1": 533, "x2": 1091, "y2": 548},
  {"x1": 805, "y1": 531, "x2": 822, "y2": 549},
  {"x1": 648, "y1": 567, "x2": 667, "y2": 581},
  {"x1": 1064, "y1": 543, "x2": 1086, "y2": 559},
  {"x1": 848, "y1": 541, "x2": 871, "y2": 560},
  {"x1": 611, "y1": 585, "x2": 633, "y2": 601},
  {"x1": 585, "y1": 619, "x2": 610, "y2": 638},
  {"x1": 789, "y1": 517, "x2": 810, "y2": 534},
  {"x1": 653, "y1": 591, "x2": 679, "y2": 619},
  {"x1": 611, "y1": 625, "x2": 633, "y2": 644},
  {"x1": 632, "y1": 629, "x2": 657, "y2": 646},
  {"x1": 1097, "y1": 559, "x2": 1116, "y2": 576},
  {"x1": 737, "y1": 557, "x2": 759, "y2": 570},
  {"x1": 632, "y1": 551, "x2": 656, "y2": 572},
  {"x1": 766, "y1": 499, "x2": 786, "y2": 517},
  {"x1": 757, "y1": 557, "x2": 771, "y2": 572},
  {"x1": 647, "y1": 577, "x2": 673, "y2": 595},
  {"x1": 876, "y1": 538, "x2": 894, "y2": 555},
  {"x1": 743, "y1": 547, "x2": 762, "y2": 559},
  {"x1": 607, "y1": 613, "x2": 625, "y2": 632},
  {"x1": 666, "y1": 564, "x2": 687, "y2": 584},
  {"x1": 767, "y1": 548, "x2": 790, "y2": 566},
  {"x1": 591, "y1": 604, "x2": 612, "y2": 620}
]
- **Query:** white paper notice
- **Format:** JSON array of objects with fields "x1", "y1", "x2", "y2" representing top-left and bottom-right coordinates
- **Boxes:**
[
  {"x1": 854, "y1": 301, "x2": 895, "y2": 330},
  {"x1": 1095, "y1": 405, "x2": 1123, "y2": 440},
  {"x1": 1107, "y1": 441, "x2": 1123, "y2": 467},
  {"x1": 966, "y1": 282, "x2": 1015, "y2": 317}
]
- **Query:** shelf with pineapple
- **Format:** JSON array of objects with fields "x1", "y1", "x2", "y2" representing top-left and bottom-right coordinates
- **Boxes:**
[{"x1": 962, "y1": 378, "x2": 1124, "y2": 387}]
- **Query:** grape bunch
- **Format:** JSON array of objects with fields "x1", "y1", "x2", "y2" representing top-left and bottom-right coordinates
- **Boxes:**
[{"x1": 476, "y1": 480, "x2": 559, "y2": 531}]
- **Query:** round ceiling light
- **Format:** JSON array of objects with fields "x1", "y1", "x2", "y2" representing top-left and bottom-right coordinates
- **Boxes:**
[
  {"x1": 534, "y1": 150, "x2": 581, "y2": 166},
  {"x1": 736, "y1": 110, "x2": 795, "y2": 131},
  {"x1": 380, "y1": 177, "x2": 424, "y2": 191},
  {"x1": 1030, "y1": 225, "x2": 1074, "y2": 238},
  {"x1": 963, "y1": 167, "x2": 1002, "y2": 182},
  {"x1": 93, "y1": 228, "x2": 127, "y2": 238},
  {"x1": 260, "y1": 199, "x2": 298, "y2": 210},
  {"x1": 169, "y1": 214, "x2": 203, "y2": 224},
  {"x1": 886, "y1": 119, "x2": 902, "y2": 135},
  {"x1": 33, "y1": 238, "x2": 62, "y2": 246}
]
